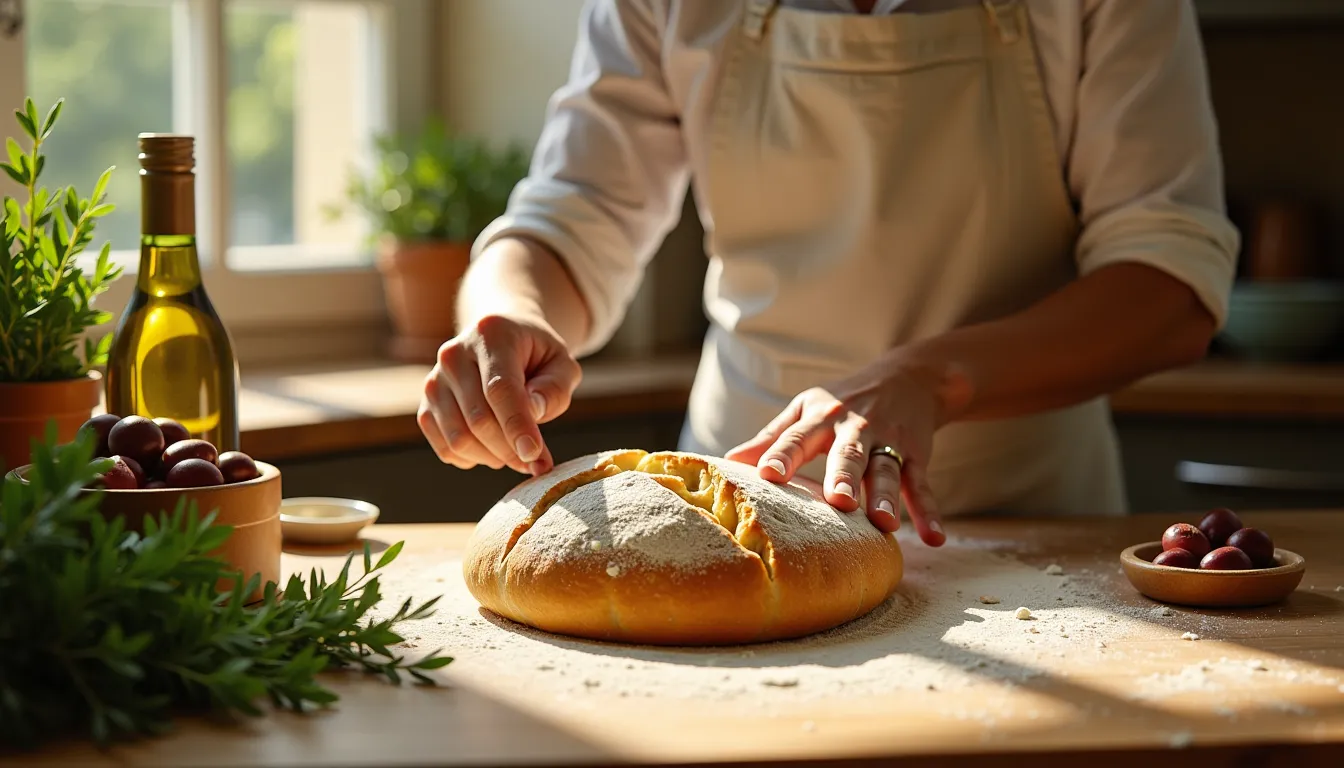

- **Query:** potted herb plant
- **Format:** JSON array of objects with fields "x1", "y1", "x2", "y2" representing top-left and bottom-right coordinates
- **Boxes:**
[
  {"x1": 0, "y1": 98, "x2": 121, "y2": 472},
  {"x1": 331, "y1": 119, "x2": 530, "y2": 363}
]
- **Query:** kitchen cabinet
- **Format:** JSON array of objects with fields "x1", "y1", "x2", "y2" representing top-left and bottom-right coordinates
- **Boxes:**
[{"x1": 1114, "y1": 415, "x2": 1344, "y2": 513}]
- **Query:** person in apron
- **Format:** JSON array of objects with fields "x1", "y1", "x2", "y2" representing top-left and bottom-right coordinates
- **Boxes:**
[{"x1": 419, "y1": 0, "x2": 1239, "y2": 548}]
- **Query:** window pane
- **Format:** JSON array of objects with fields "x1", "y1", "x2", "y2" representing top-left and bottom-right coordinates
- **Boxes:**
[
  {"x1": 226, "y1": 0, "x2": 377, "y2": 269},
  {"x1": 26, "y1": 0, "x2": 175, "y2": 255}
]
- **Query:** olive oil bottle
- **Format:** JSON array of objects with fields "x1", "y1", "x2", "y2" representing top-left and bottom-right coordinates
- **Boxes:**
[{"x1": 106, "y1": 134, "x2": 240, "y2": 451}]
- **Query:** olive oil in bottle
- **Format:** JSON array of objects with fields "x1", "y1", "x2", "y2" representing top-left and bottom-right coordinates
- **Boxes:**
[{"x1": 106, "y1": 134, "x2": 240, "y2": 451}]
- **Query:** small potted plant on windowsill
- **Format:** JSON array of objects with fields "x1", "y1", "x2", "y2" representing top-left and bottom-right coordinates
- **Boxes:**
[
  {"x1": 0, "y1": 98, "x2": 121, "y2": 471},
  {"x1": 329, "y1": 119, "x2": 530, "y2": 363}
]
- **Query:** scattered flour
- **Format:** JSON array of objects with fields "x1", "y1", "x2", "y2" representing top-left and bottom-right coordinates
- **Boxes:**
[
  {"x1": 364, "y1": 529, "x2": 1342, "y2": 719},
  {"x1": 1150, "y1": 606, "x2": 1174, "y2": 618}
]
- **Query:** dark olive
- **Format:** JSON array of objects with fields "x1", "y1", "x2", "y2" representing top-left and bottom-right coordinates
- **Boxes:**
[
  {"x1": 152, "y1": 418, "x2": 191, "y2": 447},
  {"x1": 144, "y1": 480, "x2": 168, "y2": 490},
  {"x1": 93, "y1": 456, "x2": 139, "y2": 490},
  {"x1": 1227, "y1": 527, "x2": 1276, "y2": 568},
  {"x1": 217, "y1": 451, "x2": 260, "y2": 484},
  {"x1": 1161, "y1": 523, "x2": 1210, "y2": 559},
  {"x1": 78, "y1": 413, "x2": 121, "y2": 457},
  {"x1": 107, "y1": 416, "x2": 165, "y2": 466},
  {"x1": 1152, "y1": 548, "x2": 1200, "y2": 569},
  {"x1": 166, "y1": 458, "x2": 224, "y2": 488},
  {"x1": 1198, "y1": 508, "x2": 1243, "y2": 548},
  {"x1": 1200, "y1": 546, "x2": 1253, "y2": 571},
  {"x1": 119, "y1": 455, "x2": 147, "y2": 488},
  {"x1": 162, "y1": 439, "x2": 219, "y2": 474}
]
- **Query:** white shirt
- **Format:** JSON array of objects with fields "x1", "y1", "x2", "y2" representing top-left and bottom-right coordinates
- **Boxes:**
[{"x1": 475, "y1": 0, "x2": 1239, "y2": 358}]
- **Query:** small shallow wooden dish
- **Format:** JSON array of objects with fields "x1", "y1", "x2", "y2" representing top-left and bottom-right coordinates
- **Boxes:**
[
  {"x1": 280, "y1": 497, "x2": 379, "y2": 545},
  {"x1": 1120, "y1": 541, "x2": 1306, "y2": 608}
]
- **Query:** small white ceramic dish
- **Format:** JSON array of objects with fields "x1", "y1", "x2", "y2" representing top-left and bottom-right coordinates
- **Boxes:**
[{"x1": 280, "y1": 497, "x2": 380, "y2": 545}]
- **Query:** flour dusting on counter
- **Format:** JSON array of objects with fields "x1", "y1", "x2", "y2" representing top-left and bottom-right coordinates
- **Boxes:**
[{"x1": 370, "y1": 531, "x2": 1342, "y2": 718}]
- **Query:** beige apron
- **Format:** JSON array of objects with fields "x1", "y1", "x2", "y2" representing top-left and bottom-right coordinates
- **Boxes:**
[{"x1": 678, "y1": 0, "x2": 1128, "y2": 517}]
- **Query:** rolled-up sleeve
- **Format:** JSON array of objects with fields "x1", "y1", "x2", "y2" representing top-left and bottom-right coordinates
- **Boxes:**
[
  {"x1": 472, "y1": 0, "x2": 690, "y2": 357},
  {"x1": 1069, "y1": 0, "x2": 1240, "y2": 328}
]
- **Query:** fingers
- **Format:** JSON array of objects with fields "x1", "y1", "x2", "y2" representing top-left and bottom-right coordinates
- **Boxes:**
[
  {"x1": 725, "y1": 398, "x2": 804, "y2": 478},
  {"x1": 822, "y1": 424, "x2": 870, "y2": 512},
  {"x1": 753, "y1": 411, "x2": 835, "y2": 485},
  {"x1": 435, "y1": 341, "x2": 528, "y2": 474},
  {"x1": 479, "y1": 348, "x2": 549, "y2": 474},
  {"x1": 901, "y1": 460, "x2": 945, "y2": 547},
  {"x1": 526, "y1": 354, "x2": 582, "y2": 425},
  {"x1": 862, "y1": 453, "x2": 902, "y2": 533},
  {"x1": 418, "y1": 375, "x2": 502, "y2": 470}
]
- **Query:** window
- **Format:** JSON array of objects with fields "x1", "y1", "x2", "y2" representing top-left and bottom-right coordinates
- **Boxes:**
[{"x1": 2, "y1": 0, "x2": 435, "y2": 363}]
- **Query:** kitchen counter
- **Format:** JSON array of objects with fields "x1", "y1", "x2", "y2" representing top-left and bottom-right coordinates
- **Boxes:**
[
  {"x1": 226, "y1": 357, "x2": 1344, "y2": 461},
  {"x1": 25, "y1": 509, "x2": 1344, "y2": 767}
]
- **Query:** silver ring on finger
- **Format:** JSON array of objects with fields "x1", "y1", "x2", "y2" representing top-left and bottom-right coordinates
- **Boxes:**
[{"x1": 870, "y1": 445, "x2": 905, "y2": 471}]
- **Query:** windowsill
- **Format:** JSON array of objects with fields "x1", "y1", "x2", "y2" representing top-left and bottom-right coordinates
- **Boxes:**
[{"x1": 135, "y1": 354, "x2": 1343, "y2": 463}]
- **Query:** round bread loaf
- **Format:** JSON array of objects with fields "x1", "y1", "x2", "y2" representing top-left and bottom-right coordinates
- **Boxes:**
[{"x1": 463, "y1": 450, "x2": 903, "y2": 645}]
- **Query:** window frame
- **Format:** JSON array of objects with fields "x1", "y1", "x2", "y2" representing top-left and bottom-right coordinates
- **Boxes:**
[{"x1": 1, "y1": 0, "x2": 439, "y2": 365}]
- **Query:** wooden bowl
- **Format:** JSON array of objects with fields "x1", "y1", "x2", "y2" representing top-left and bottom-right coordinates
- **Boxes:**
[
  {"x1": 7, "y1": 462, "x2": 282, "y2": 603},
  {"x1": 1120, "y1": 541, "x2": 1306, "y2": 608}
]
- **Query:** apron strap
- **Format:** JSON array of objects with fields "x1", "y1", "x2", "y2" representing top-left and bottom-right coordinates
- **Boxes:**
[
  {"x1": 981, "y1": 0, "x2": 1022, "y2": 44},
  {"x1": 743, "y1": 0, "x2": 779, "y2": 42}
]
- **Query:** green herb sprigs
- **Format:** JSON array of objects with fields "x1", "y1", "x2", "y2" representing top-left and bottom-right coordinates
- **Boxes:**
[
  {"x1": 2, "y1": 98, "x2": 123, "y2": 383},
  {"x1": 0, "y1": 431, "x2": 450, "y2": 748}
]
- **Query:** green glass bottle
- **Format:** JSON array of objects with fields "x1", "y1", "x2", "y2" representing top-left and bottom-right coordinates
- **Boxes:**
[{"x1": 106, "y1": 134, "x2": 240, "y2": 451}]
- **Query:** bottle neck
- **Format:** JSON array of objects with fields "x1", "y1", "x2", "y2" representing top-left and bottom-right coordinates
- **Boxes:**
[
  {"x1": 138, "y1": 234, "x2": 202, "y2": 296},
  {"x1": 139, "y1": 168, "x2": 201, "y2": 296}
]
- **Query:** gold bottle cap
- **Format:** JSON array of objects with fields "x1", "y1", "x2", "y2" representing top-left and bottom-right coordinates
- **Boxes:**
[{"x1": 138, "y1": 133, "x2": 195, "y2": 174}]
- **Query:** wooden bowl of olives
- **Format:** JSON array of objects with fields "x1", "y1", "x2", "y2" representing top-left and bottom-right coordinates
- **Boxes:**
[
  {"x1": 1120, "y1": 508, "x2": 1306, "y2": 608},
  {"x1": 6, "y1": 414, "x2": 281, "y2": 602}
]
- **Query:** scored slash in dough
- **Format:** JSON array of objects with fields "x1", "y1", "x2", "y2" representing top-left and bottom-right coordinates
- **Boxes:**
[{"x1": 462, "y1": 450, "x2": 904, "y2": 646}]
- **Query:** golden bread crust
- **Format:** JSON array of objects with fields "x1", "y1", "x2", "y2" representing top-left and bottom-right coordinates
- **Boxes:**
[{"x1": 463, "y1": 450, "x2": 903, "y2": 645}]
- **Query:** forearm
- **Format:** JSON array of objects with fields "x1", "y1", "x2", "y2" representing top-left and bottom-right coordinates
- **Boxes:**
[
  {"x1": 898, "y1": 263, "x2": 1217, "y2": 425},
  {"x1": 456, "y1": 236, "x2": 593, "y2": 350}
]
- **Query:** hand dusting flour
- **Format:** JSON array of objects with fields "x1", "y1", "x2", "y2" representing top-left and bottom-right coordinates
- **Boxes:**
[{"x1": 371, "y1": 531, "x2": 1342, "y2": 719}]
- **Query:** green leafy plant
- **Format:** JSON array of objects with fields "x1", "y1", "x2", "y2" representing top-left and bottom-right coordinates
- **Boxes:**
[
  {"x1": 1, "y1": 98, "x2": 122, "y2": 383},
  {"x1": 0, "y1": 429, "x2": 450, "y2": 749},
  {"x1": 328, "y1": 118, "x2": 530, "y2": 245}
]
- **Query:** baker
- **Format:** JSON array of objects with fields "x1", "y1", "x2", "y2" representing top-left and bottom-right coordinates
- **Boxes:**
[{"x1": 418, "y1": 0, "x2": 1238, "y2": 548}]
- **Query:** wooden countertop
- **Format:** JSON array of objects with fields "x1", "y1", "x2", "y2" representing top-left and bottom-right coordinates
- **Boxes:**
[
  {"x1": 23, "y1": 509, "x2": 1344, "y2": 767},
  {"x1": 231, "y1": 357, "x2": 1344, "y2": 462}
]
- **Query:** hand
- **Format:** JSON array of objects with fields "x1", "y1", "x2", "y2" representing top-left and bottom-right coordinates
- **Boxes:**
[
  {"x1": 418, "y1": 314, "x2": 581, "y2": 475},
  {"x1": 725, "y1": 359, "x2": 951, "y2": 546}
]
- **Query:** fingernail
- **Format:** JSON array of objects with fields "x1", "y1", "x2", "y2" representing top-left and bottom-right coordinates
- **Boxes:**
[
  {"x1": 529, "y1": 391, "x2": 546, "y2": 420},
  {"x1": 835, "y1": 482, "x2": 855, "y2": 500},
  {"x1": 929, "y1": 519, "x2": 944, "y2": 536},
  {"x1": 765, "y1": 458, "x2": 786, "y2": 476},
  {"x1": 515, "y1": 435, "x2": 540, "y2": 462},
  {"x1": 529, "y1": 461, "x2": 547, "y2": 476},
  {"x1": 877, "y1": 498, "x2": 894, "y2": 516}
]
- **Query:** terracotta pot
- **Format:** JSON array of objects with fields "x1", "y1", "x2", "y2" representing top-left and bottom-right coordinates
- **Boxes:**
[
  {"x1": 6, "y1": 461, "x2": 283, "y2": 604},
  {"x1": 377, "y1": 238, "x2": 471, "y2": 363},
  {"x1": 0, "y1": 371, "x2": 103, "y2": 474}
]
